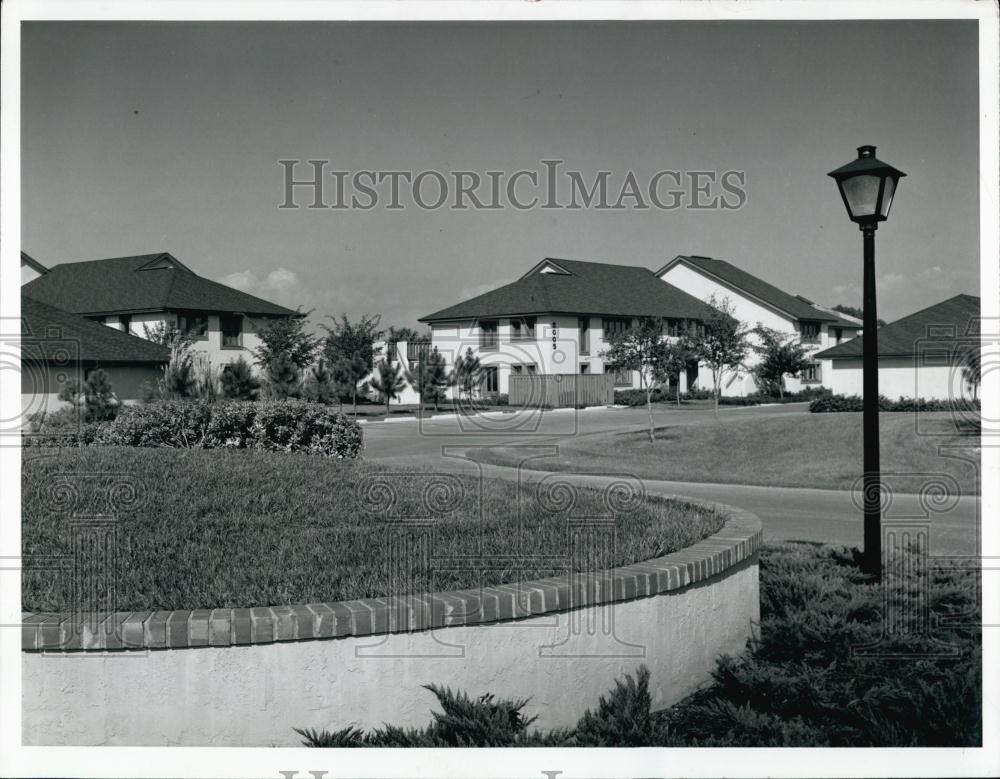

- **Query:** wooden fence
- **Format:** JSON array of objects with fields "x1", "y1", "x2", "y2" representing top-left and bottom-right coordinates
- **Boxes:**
[{"x1": 508, "y1": 373, "x2": 616, "y2": 409}]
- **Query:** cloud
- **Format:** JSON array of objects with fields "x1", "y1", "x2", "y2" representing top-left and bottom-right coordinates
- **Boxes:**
[{"x1": 219, "y1": 267, "x2": 304, "y2": 307}]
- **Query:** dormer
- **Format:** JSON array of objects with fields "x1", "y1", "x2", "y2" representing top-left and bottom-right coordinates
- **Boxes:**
[
  {"x1": 135, "y1": 253, "x2": 190, "y2": 272},
  {"x1": 520, "y1": 258, "x2": 573, "y2": 279}
]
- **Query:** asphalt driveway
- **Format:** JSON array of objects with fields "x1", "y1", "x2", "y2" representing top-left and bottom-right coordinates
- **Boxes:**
[{"x1": 360, "y1": 403, "x2": 980, "y2": 557}]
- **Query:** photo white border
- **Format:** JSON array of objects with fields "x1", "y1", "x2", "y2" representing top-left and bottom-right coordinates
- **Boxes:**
[{"x1": 1, "y1": 1, "x2": 997, "y2": 777}]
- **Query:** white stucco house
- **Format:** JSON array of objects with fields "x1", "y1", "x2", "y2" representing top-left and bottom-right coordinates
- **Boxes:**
[
  {"x1": 21, "y1": 252, "x2": 301, "y2": 369},
  {"x1": 815, "y1": 293, "x2": 981, "y2": 401},
  {"x1": 657, "y1": 255, "x2": 862, "y2": 396},
  {"x1": 419, "y1": 258, "x2": 719, "y2": 398},
  {"x1": 20, "y1": 295, "x2": 170, "y2": 418}
]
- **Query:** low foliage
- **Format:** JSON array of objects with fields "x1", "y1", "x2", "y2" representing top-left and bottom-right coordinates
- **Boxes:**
[
  {"x1": 297, "y1": 544, "x2": 980, "y2": 747},
  {"x1": 220, "y1": 356, "x2": 261, "y2": 401},
  {"x1": 22, "y1": 406, "x2": 104, "y2": 448},
  {"x1": 614, "y1": 386, "x2": 830, "y2": 407},
  {"x1": 94, "y1": 400, "x2": 363, "y2": 458},
  {"x1": 809, "y1": 393, "x2": 982, "y2": 413}
]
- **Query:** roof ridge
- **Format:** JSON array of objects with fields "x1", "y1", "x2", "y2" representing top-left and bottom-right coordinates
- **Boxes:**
[
  {"x1": 876, "y1": 293, "x2": 980, "y2": 328},
  {"x1": 48, "y1": 253, "x2": 167, "y2": 269}
]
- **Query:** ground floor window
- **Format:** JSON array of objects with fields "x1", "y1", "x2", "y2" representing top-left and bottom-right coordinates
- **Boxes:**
[
  {"x1": 580, "y1": 363, "x2": 590, "y2": 374},
  {"x1": 801, "y1": 362, "x2": 822, "y2": 383},
  {"x1": 483, "y1": 366, "x2": 499, "y2": 393}
]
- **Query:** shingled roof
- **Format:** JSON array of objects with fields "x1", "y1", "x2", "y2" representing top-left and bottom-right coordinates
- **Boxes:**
[
  {"x1": 21, "y1": 295, "x2": 170, "y2": 364},
  {"x1": 815, "y1": 294, "x2": 980, "y2": 360},
  {"x1": 657, "y1": 255, "x2": 859, "y2": 326},
  {"x1": 420, "y1": 258, "x2": 721, "y2": 323},
  {"x1": 21, "y1": 252, "x2": 299, "y2": 317}
]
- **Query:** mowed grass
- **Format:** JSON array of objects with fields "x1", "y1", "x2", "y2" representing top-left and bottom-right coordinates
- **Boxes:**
[
  {"x1": 22, "y1": 447, "x2": 724, "y2": 612},
  {"x1": 477, "y1": 411, "x2": 980, "y2": 494}
]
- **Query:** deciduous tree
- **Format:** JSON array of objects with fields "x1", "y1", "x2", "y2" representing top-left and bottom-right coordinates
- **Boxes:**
[{"x1": 683, "y1": 294, "x2": 751, "y2": 418}]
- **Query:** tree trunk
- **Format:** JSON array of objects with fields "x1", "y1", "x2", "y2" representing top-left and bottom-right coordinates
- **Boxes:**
[
  {"x1": 385, "y1": 397, "x2": 390, "y2": 416},
  {"x1": 646, "y1": 388, "x2": 655, "y2": 443},
  {"x1": 676, "y1": 381, "x2": 681, "y2": 407},
  {"x1": 352, "y1": 389, "x2": 357, "y2": 417}
]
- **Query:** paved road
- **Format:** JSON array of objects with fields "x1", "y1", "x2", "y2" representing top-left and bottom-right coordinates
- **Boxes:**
[{"x1": 361, "y1": 404, "x2": 981, "y2": 557}]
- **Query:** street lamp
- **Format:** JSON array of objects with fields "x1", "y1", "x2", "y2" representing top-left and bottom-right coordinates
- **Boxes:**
[{"x1": 828, "y1": 145, "x2": 906, "y2": 577}]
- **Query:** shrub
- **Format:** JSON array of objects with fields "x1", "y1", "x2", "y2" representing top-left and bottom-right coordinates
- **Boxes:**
[
  {"x1": 809, "y1": 394, "x2": 982, "y2": 413},
  {"x1": 96, "y1": 400, "x2": 213, "y2": 448},
  {"x1": 23, "y1": 406, "x2": 105, "y2": 447},
  {"x1": 295, "y1": 543, "x2": 980, "y2": 747},
  {"x1": 220, "y1": 356, "x2": 261, "y2": 401},
  {"x1": 297, "y1": 668, "x2": 649, "y2": 747},
  {"x1": 96, "y1": 400, "x2": 363, "y2": 458}
]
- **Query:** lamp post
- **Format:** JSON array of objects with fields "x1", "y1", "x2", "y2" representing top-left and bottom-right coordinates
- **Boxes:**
[{"x1": 828, "y1": 145, "x2": 906, "y2": 577}]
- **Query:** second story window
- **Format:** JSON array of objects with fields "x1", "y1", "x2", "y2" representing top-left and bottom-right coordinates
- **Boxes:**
[
  {"x1": 178, "y1": 313, "x2": 209, "y2": 341},
  {"x1": 221, "y1": 314, "x2": 243, "y2": 348},
  {"x1": 119, "y1": 314, "x2": 132, "y2": 334},
  {"x1": 579, "y1": 316, "x2": 590, "y2": 354},
  {"x1": 510, "y1": 316, "x2": 536, "y2": 341},
  {"x1": 479, "y1": 320, "x2": 499, "y2": 350},
  {"x1": 602, "y1": 317, "x2": 631, "y2": 337},
  {"x1": 800, "y1": 321, "x2": 821, "y2": 343}
]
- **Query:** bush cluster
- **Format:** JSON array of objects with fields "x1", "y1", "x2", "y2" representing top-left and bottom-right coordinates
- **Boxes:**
[
  {"x1": 23, "y1": 407, "x2": 105, "y2": 448},
  {"x1": 809, "y1": 394, "x2": 982, "y2": 413},
  {"x1": 297, "y1": 667, "x2": 656, "y2": 747},
  {"x1": 613, "y1": 386, "x2": 831, "y2": 408},
  {"x1": 95, "y1": 400, "x2": 363, "y2": 458},
  {"x1": 297, "y1": 543, "x2": 980, "y2": 747}
]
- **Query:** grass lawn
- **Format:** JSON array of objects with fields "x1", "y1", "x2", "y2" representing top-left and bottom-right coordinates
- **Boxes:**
[
  {"x1": 22, "y1": 447, "x2": 723, "y2": 612},
  {"x1": 299, "y1": 542, "x2": 981, "y2": 747},
  {"x1": 475, "y1": 411, "x2": 980, "y2": 494}
]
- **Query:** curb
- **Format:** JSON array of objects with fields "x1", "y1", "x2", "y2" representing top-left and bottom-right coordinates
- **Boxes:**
[{"x1": 21, "y1": 497, "x2": 761, "y2": 652}]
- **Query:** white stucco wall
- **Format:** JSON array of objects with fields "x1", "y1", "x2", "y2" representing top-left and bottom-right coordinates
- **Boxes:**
[
  {"x1": 430, "y1": 315, "x2": 642, "y2": 396},
  {"x1": 658, "y1": 262, "x2": 858, "y2": 395},
  {"x1": 22, "y1": 556, "x2": 758, "y2": 747},
  {"x1": 825, "y1": 357, "x2": 968, "y2": 400},
  {"x1": 105, "y1": 312, "x2": 267, "y2": 369}
]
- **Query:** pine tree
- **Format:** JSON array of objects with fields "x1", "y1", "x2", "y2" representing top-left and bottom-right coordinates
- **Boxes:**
[
  {"x1": 83, "y1": 369, "x2": 119, "y2": 421},
  {"x1": 262, "y1": 353, "x2": 302, "y2": 400},
  {"x1": 451, "y1": 347, "x2": 482, "y2": 404},
  {"x1": 405, "y1": 346, "x2": 449, "y2": 415},
  {"x1": 303, "y1": 359, "x2": 337, "y2": 404},
  {"x1": 369, "y1": 359, "x2": 406, "y2": 416},
  {"x1": 220, "y1": 356, "x2": 261, "y2": 400}
]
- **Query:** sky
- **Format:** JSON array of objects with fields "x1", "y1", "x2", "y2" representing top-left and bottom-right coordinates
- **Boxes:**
[{"x1": 21, "y1": 20, "x2": 980, "y2": 330}]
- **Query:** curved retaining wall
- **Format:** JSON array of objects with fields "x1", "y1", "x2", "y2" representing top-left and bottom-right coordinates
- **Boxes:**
[{"x1": 22, "y1": 499, "x2": 762, "y2": 746}]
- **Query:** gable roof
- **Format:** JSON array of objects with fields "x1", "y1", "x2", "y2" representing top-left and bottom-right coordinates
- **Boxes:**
[
  {"x1": 21, "y1": 294, "x2": 170, "y2": 364},
  {"x1": 419, "y1": 258, "x2": 721, "y2": 323},
  {"x1": 21, "y1": 251, "x2": 49, "y2": 276},
  {"x1": 21, "y1": 252, "x2": 299, "y2": 317},
  {"x1": 815, "y1": 294, "x2": 980, "y2": 360},
  {"x1": 657, "y1": 255, "x2": 859, "y2": 326}
]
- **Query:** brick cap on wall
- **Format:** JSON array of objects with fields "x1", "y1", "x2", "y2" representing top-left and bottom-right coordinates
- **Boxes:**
[{"x1": 22, "y1": 499, "x2": 761, "y2": 652}]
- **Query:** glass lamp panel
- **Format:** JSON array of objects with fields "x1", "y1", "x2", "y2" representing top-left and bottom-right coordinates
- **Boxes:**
[
  {"x1": 840, "y1": 174, "x2": 882, "y2": 219},
  {"x1": 879, "y1": 175, "x2": 897, "y2": 219}
]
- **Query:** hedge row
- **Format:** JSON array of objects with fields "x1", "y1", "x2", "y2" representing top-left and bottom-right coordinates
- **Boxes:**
[
  {"x1": 613, "y1": 387, "x2": 831, "y2": 407},
  {"x1": 26, "y1": 400, "x2": 364, "y2": 458},
  {"x1": 809, "y1": 394, "x2": 982, "y2": 413}
]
